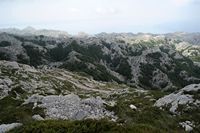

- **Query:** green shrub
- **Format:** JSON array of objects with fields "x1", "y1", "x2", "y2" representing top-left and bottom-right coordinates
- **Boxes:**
[
  {"x1": 0, "y1": 52, "x2": 11, "y2": 60},
  {"x1": 9, "y1": 119, "x2": 125, "y2": 133},
  {"x1": 0, "y1": 41, "x2": 11, "y2": 47},
  {"x1": 23, "y1": 45, "x2": 44, "y2": 66},
  {"x1": 0, "y1": 96, "x2": 44, "y2": 124},
  {"x1": 8, "y1": 119, "x2": 182, "y2": 133},
  {"x1": 106, "y1": 92, "x2": 184, "y2": 133}
]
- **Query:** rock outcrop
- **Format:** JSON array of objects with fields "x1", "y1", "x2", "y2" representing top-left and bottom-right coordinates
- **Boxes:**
[
  {"x1": 24, "y1": 94, "x2": 116, "y2": 120},
  {"x1": 154, "y1": 84, "x2": 200, "y2": 113},
  {"x1": 0, "y1": 123, "x2": 22, "y2": 133}
]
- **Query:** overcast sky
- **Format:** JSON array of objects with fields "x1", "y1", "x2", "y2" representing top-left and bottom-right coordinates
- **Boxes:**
[{"x1": 0, "y1": 0, "x2": 199, "y2": 34}]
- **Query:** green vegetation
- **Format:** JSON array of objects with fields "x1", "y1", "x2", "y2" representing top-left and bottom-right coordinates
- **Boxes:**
[
  {"x1": 28, "y1": 38, "x2": 46, "y2": 47},
  {"x1": 23, "y1": 45, "x2": 44, "y2": 66},
  {"x1": 49, "y1": 40, "x2": 124, "y2": 82},
  {"x1": 139, "y1": 50, "x2": 200, "y2": 89},
  {"x1": 43, "y1": 76, "x2": 77, "y2": 94},
  {"x1": 105, "y1": 91, "x2": 185, "y2": 133},
  {"x1": 147, "y1": 52, "x2": 162, "y2": 59},
  {"x1": 183, "y1": 89, "x2": 200, "y2": 100},
  {"x1": 175, "y1": 104, "x2": 200, "y2": 133},
  {"x1": 138, "y1": 64, "x2": 155, "y2": 89},
  {"x1": 160, "y1": 46, "x2": 170, "y2": 54},
  {"x1": 168, "y1": 57, "x2": 200, "y2": 88},
  {"x1": 62, "y1": 61, "x2": 121, "y2": 82},
  {"x1": 137, "y1": 39, "x2": 168, "y2": 48},
  {"x1": 9, "y1": 119, "x2": 125, "y2": 133},
  {"x1": 0, "y1": 96, "x2": 44, "y2": 124},
  {"x1": 0, "y1": 52, "x2": 11, "y2": 60},
  {"x1": 115, "y1": 58, "x2": 132, "y2": 79},
  {"x1": 126, "y1": 46, "x2": 146, "y2": 56},
  {"x1": 190, "y1": 56, "x2": 200, "y2": 62},
  {"x1": 8, "y1": 119, "x2": 185, "y2": 133},
  {"x1": 0, "y1": 41, "x2": 11, "y2": 47},
  {"x1": 64, "y1": 40, "x2": 105, "y2": 61},
  {"x1": 17, "y1": 54, "x2": 30, "y2": 64},
  {"x1": 109, "y1": 56, "x2": 132, "y2": 79},
  {"x1": 101, "y1": 40, "x2": 111, "y2": 49},
  {"x1": 49, "y1": 43, "x2": 70, "y2": 61}
]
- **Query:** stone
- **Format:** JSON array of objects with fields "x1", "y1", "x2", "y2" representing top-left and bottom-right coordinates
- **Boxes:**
[
  {"x1": 154, "y1": 83, "x2": 200, "y2": 113},
  {"x1": 0, "y1": 123, "x2": 22, "y2": 133},
  {"x1": 129, "y1": 104, "x2": 137, "y2": 110},
  {"x1": 32, "y1": 115, "x2": 44, "y2": 121},
  {"x1": 3, "y1": 61, "x2": 20, "y2": 69},
  {"x1": 24, "y1": 94, "x2": 116, "y2": 120},
  {"x1": 180, "y1": 121, "x2": 194, "y2": 132}
]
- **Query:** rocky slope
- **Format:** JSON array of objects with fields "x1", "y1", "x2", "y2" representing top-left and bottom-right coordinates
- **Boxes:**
[
  {"x1": 166, "y1": 32, "x2": 200, "y2": 45},
  {"x1": 154, "y1": 83, "x2": 200, "y2": 131},
  {"x1": 155, "y1": 83, "x2": 200, "y2": 114},
  {"x1": 0, "y1": 60, "x2": 127, "y2": 126},
  {"x1": 175, "y1": 42, "x2": 200, "y2": 62}
]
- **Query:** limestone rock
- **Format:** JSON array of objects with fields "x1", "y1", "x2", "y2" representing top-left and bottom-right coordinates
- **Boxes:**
[
  {"x1": 0, "y1": 123, "x2": 22, "y2": 133},
  {"x1": 129, "y1": 104, "x2": 137, "y2": 110}
]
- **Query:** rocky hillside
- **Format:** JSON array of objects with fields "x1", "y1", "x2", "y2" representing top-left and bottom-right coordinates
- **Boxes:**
[
  {"x1": 175, "y1": 42, "x2": 200, "y2": 62},
  {"x1": 0, "y1": 60, "x2": 198, "y2": 133},
  {"x1": 0, "y1": 60, "x2": 125, "y2": 124},
  {"x1": 166, "y1": 32, "x2": 200, "y2": 45},
  {"x1": 0, "y1": 32, "x2": 200, "y2": 91}
]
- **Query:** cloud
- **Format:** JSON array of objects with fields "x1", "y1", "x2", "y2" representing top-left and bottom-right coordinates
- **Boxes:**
[
  {"x1": 68, "y1": 8, "x2": 79, "y2": 13},
  {"x1": 95, "y1": 7, "x2": 118, "y2": 15},
  {"x1": 0, "y1": 0, "x2": 199, "y2": 33},
  {"x1": 172, "y1": 0, "x2": 193, "y2": 6}
]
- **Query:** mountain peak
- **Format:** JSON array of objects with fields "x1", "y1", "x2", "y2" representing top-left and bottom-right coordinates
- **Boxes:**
[{"x1": 23, "y1": 26, "x2": 36, "y2": 32}]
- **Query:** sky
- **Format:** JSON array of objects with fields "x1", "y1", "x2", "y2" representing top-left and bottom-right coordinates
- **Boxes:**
[{"x1": 0, "y1": 0, "x2": 200, "y2": 34}]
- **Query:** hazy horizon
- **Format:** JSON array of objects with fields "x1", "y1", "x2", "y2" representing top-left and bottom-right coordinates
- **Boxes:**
[
  {"x1": 1, "y1": 26, "x2": 200, "y2": 35},
  {"x1": 0, "y1": 0, "x2": 200, "y2": 34}
]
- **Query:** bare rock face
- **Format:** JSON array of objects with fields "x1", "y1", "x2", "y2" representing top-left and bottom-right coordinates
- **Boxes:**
[
  {"x1": 24, "y1": 94, "x2": 117, "y2": 121},
  {"x1": 1, "y1": 61, "x2": 20, "y2": 69},
  {"x1": 179, "y1": 121, "x2": 194, "y2": 132},
  {"x1": 0, "y1": 78, "x2": 13, "y2": 99},
  {"x1": 32, "y1": 115, "x2": 44, "y2": 121},
  {"x1": 154, "y1": 84, "x2": 200, "y2": 114},
  {"x1": 0, "y1": 123, "x2": 22, "y2": 133}
]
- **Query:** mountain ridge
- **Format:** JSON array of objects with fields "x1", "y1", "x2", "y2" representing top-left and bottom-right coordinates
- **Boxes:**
[
  {"x1": 1, "y1": 27, "x2": 200, "y2": 45},
  {"x1": 0, "y1": 32, "x2": 200, "y2": 90}
]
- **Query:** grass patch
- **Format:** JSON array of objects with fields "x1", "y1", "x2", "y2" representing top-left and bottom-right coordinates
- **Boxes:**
[
  {"x1": 8, "y1": 119, "x2": 184, "y2": 133},
  {"x1": 106, "y1": 92, "x2": 184, "y2": 132},
  {"x1": 0, "y1": 96, "x2": 44, "y2": 124}
]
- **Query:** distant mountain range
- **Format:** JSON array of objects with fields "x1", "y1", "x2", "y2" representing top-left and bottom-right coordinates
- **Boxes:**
[
  {"x1": 0, "y1": 27, "x2": 69, "y2": 38},
  {"x1": 1, "y1": 27, "x2": 200, "y2": 45}
]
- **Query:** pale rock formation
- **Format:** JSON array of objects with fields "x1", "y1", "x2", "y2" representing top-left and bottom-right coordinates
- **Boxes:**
[
  {"x1": 154, "y1": 84, "x2": 200, "y2": 113},
  {"x1": 0, "y1": 123, "x2": 22, "y2": 133}
]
